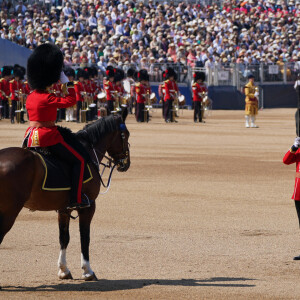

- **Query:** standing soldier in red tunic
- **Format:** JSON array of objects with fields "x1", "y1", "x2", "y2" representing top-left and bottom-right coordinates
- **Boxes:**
[
  {"x1": 103, "y1": 66, "x2": 116, "y2": 115},
  {"x1": 115, "y1": 68, "x2": 126, "y2": 113},
  {"x1": 135, "y1": 69, "x2": 149, "y2": 123},
  {"x1": 282, "y1": 137, "x2": 300, "y2": 259},
  {"x1": 64, "y1": 67, "x2": 76, "y2": 122},
  {"x1": 192, "y1": 72, "x2": 207, "y2": 123},
  {"x1": 158, "y1": 71, "x2": 166, "y2": 118},
  {"x1": 0, "y1": 66, "x2": 12, "y2": 119},
  {"x1": 24, "y1": 43, "x2": 90, "y2": 209},
  {"x1": 164, "y1": 67, "x2": 179, "y2": 123},
  {"x1": 74, "y1": 68, "x2": 85, "y2": 123},
  {"x1": 10, "y1": 65, "x2": 25, "y2": 124}
]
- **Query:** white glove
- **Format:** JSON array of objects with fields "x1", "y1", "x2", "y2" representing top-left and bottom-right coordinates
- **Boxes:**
[
  {"x1": 293, "y1": 137, "x2": 300, "y2": 148},
  {"x1": 254, "y1": 92, "x2": 259, "y2": 98},
  {"x1": 60, "y1": 71, "x2": 69, "y2": 84}
]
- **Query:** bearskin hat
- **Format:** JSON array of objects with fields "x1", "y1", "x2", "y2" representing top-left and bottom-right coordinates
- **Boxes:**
[
  {"x1": 84, "y1": 67, "x2": 93, "y2": 78},
  {"x1": 27, "y1": 43, "x2": 63, "y2": 90},
  {"x1": 248, "y1": 74, "x2": 254, "y2": 79},
  {"x1": 1, "y1": 66, "x2": 12, "y2": 77},
  {"x1": 90, "y1": 66, "x2": 98, "y2": 78},
  {"x1": 63, "y1": 67, "x2": 75, "y2": 79},
  {"x1": 137, "y1": 69, "x2": 149, "y2": 82},
  {"x1": 127, "y1": 68, "x2": 136, "y2": 78},
  {"x1": 114, "y1": 68, "x2": 125, "y2": 82},
  {"x1": 13, "y1": 64, "x2": 25, "y2": 79},
  {"x1": 193, "y1": 72, "x2": 205, "y2": 82},
  {"x1": 165, "y1": 67, "x2": 177, "y2": 80},
  {"x1": 106, "y1": 66, "x2": 115, "y2": 78},
  {"x1": 75, "y1": 68, "x2": 85, "y2": 80}
]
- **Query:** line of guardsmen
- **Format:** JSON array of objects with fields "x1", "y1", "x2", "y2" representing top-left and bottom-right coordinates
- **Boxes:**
[{"x1": 0, "y1": 65, "x2": 210, "y2": 125}]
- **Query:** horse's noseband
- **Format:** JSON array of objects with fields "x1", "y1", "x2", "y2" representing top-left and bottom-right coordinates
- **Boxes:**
[{"x1": 113, "y1": 124, "x2": 130, "y2": 171}]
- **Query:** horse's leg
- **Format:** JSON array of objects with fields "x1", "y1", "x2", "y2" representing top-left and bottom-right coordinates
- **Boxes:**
[
  {"x1": 78, "y1": 202, "x2": 97, "y2": 281},
  {"x1": 0, "y1": 209, "x2": 22, "y2": 245},
  {"x1": 57, "y1": 211, "x2": 73, "y2": 279}
]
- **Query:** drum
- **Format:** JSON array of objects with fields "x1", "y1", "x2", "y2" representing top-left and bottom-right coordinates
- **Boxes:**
[
  {"x1": 97, "y1": 92, "x2": 106, "y2": 102},
  {"x1": 150, "y1": 92, "x2": 157, "y2": 104},
  {"x1": 178, "y1": 95, "x2": 185, "y2": 106}
]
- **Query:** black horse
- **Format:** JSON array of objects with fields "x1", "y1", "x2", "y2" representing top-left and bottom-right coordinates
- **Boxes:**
[{"x1": 0, "y1": 111, "x2": 130, "y2": 281}]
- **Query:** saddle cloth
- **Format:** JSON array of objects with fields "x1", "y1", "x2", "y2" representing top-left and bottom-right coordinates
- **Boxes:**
[{"x1": 33, "y1": 149, "x2": 93, "y2": 191}]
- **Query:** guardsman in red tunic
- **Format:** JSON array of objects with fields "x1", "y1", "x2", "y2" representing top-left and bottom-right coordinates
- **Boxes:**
[
  {"x1": 10, "y1": 65, "x2": 25, "y2": 124},
  {"x1": 0, "y1": 65, "x2": 12, "y2": 119},
  {"x1": 164, "y1": 67, "x2": 179, "y2": 123},
  {"x1": 74, "y1": 68, "x2": 86, "y2": 122},
  {"x1": 283, "y1": 136, "x2": 300, "y2": 260},
  {"x1": 135, "y1": 69, "x2": 149, "y2": 122},
  {"x1": 115, "y1": 68, "x2": 126, "y2": 113},
  {"x1": 103, "y1": 66, "x2": 116, "y2": 115},
  {"x1": 192, "y1": 71, "x2": 207, "y2": 123},
  {"x1": 64, "y1": 67, "x2": 76, "y2": 122},
  {"x1": 24, "y1": 43, "x2": 90, "y2": 209}
]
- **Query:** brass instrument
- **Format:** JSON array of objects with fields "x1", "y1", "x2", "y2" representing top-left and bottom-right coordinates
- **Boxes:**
[
  {"x1": 201, "y1": 91, "x2": 212, "y2": 118},
  {"x1": 15, "y1": 89, "x2": 25, "y2": 123},
  {"x1": 144, "y1": 90, "x2": 151, "y2": 122},
  {"x1": 80, "y1": 91, "x2": 88, "y2": 123},
  {"x1": 171, "y1": 91, "x2": 179, "y2": 122},
  {"x1": 112, "y1": 91, "x2": 121, "y2": 113}
]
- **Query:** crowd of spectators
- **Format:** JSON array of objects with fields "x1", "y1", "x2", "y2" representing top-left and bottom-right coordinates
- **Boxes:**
[{"x1": 0, "y1": 0, "x2": 300, "y2": 78}]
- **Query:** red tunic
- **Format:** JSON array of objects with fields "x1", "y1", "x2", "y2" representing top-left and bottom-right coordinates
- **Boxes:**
[
  {"x1": 164, "y1": 79, "x2": 178, "y2": 101},
  {"x1": 25, "y1": 87, "x2": 76, "y2": 147},
  {"x1": 0, "y1": 78, "x2": 10, "y2": 100},
  {"x1": 192, "y1": 82, "x2": 207, "y2": 102},
  {"x1": 283, "y1": 149, "x2": 300, "y2": 200},
  {"x1": 10, "y1": 79, "x2": 24, "y2": 101},
  {"x1": 74, "y1": 81, "x2": 84, "y2": 102},
  {"x1": 103, "y1": 79, "x2": 116, "y2": 101},
  {"x1": 135, "y1": 83, "x2": 147, "y2": 104},
  {"x1": 24, "y1": 81, "x2": 31, "y2": 95}
]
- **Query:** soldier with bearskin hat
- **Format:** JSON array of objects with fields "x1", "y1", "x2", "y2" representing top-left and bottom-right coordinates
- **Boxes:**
[
  {"x1": 135, "y1": 69, "x2": 150, "y2": 122},
  {"x1": 74, "y1": 68, "x2": 87, "y2": 123},
  {"x1": 10, "y1": 64, "x2": 26, "y2": 124},
  {"x1": 103, "y1": 66, "x2": 117, "y2": 115},
  {"x1": 158, "y1": 71, "x2": 166, "y2": 118},
  {"x1": 164, "y1": 67, "x2": 179, "y2": 123},
  {"x1": 24, "y1": 43, "x2": 90, "y2": 209},
  {"x1": 192, "y1": 71, "x2": 207, "y2": 123},
  {"x1": 115, "y1": 68, "x2": 126, "y2": 113},
  {"x1": 126, "y1": 68, "x2": 136, "y2": 114},
  {"x1": 64, "y1": 67, "x2": 76, "y2": 122},
  {"x1": 0, "y1": 66, "x2": 13, "y2": 119}
]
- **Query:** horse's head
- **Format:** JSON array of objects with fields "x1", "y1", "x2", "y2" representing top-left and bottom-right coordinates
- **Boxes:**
[{"x1": 106, "y1": 109, "x2": 130, "y2": 172}]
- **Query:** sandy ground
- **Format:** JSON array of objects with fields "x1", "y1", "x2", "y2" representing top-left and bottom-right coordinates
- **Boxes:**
[{"x1": 0, "y1": 108, "x2": 300, "y2": 299}]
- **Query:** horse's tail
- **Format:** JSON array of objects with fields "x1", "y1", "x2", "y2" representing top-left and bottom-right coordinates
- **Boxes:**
[{"x1": 0, "y1": 147, "x2": 35, "y2": 244}]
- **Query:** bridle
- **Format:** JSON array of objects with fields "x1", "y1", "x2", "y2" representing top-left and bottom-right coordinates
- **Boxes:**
[{"x1": 90, "y1": 122, "x2": 130, "y2": 194}]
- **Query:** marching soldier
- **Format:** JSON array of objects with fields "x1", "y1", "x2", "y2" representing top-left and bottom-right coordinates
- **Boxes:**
[
  {"x1": 10, "y1": 65, "x2": 25, "y2": 124},
  {"x1": 164, "y1": 67, "x2": 178, "y2": 123},
  {"x1": 64, "y1": 67, "x2": 76, "y2": 122},
  {"x1": 103, "y1": 66, "x2": 116, "y2": 115},
  {"x1": 115, "y1": 68, "x2": 126, "y2": 113},
  {"x1": 135, "y1": 69, "x2": 149, "y2": 122},
  {"x1": 244, "y1": 74, "x2": 259, "y2": 128},
  {"x1": 74, "y1": 68, "x2": 86, "y2": 123},
  {"x1": 192, "y1": 72, "x2": 207, "y2": 123},
  {"x1": 0, "y1": 66, "x2": 12, "y2": 119}
]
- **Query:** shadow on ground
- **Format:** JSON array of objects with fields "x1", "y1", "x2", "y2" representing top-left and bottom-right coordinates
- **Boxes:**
[{"x1": 1, "y1": 277, "x2": 256, "y2": 292}]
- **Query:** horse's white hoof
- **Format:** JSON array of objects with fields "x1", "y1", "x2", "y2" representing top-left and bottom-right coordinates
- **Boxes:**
[
  {"x1": 82, "y1": 272, "x2": 98, "y2": 281},
  {"x1": 58, "y1": 270, "x2": 73, "y2": 280}
]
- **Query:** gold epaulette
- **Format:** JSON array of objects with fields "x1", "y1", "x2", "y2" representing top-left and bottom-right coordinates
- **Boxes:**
[
  {"x1": 74, "y1": 81, "x2": 79, "y2": 84},
  {"x1": 104, "y1": 81, "x2": 109, "y2": 86},
  {"x1": 136, "y1": 82, "x2": 140, "y2": 87},
  {"x1": 164, "y1": 80, "x2": 169, "y2": 83},
  {"x1": 192, "y1": 82, "x2": 197, "y2": 87},
  {"x1": 0, "y1": 78, "x2": 4, "y2": 82},
  {"x1": 9, "y1": 79, "x2": 15, "y2": 83}
]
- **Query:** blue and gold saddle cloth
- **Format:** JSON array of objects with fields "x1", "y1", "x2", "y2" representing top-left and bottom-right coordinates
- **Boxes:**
[{"x1": 33, "y1": 149, "x2": 93, "y2": 191}]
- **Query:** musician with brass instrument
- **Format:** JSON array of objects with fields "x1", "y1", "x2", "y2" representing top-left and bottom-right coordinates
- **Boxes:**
[
  {"x1": 9, "y1": 65, "x2": 26, "y2": 124},
  {"x1": 64, "y1": 67, "x2": 76, "y2": 122},
  {"x1": 135, "y1": 69, "x2": 150, "y2": 122},
  {"x1": 104, "y1": 66, "x2": 117, "y2": 115},
  {"x1": 126, "y1": 68, "x2": 136, "y2": 114},
  {"x1": 244, "y1": 74, "x2": 259, "y2": 128},
  {"x1": 0, "y1": 66, "x2": 12, "y2": 119},
  {"x1": 192, "y1": 72, "x2": 207, "y2": 123},
  {"x1": 74, "y1": 68, "x2": 86, "y2": 123},
  {"x1": 164, "y1": 67, "x2": 179, "y2": 123}
]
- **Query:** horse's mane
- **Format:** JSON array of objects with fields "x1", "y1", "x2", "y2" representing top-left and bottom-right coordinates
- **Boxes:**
[{"x1": 76, "y1": 115, "x2": 119, "y2": 145}]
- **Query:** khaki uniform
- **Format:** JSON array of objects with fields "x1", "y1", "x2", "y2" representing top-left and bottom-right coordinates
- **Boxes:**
[{"x1": 244, "y1": 81, "x2": 258, "y2": 116}]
